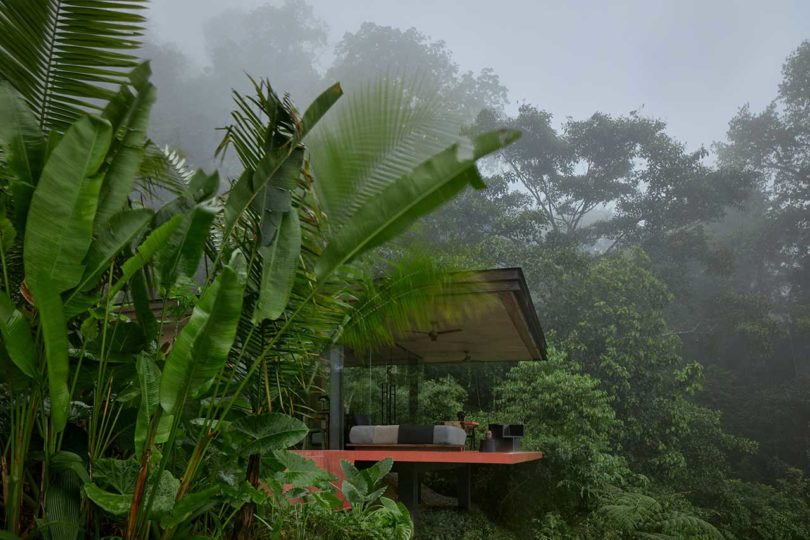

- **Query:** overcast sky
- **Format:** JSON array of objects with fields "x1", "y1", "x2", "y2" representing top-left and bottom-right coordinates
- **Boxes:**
[{"x1": 146, "y1": 0, "x2": 810, "y2": 151}]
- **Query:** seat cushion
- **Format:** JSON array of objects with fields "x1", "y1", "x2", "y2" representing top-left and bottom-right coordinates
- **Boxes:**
[
  {"x1": 349, "y1": 425, "x2": 374, "y2": 444},
  {"x1": 371, "y1": 425, "x2": 399, "y2": 444},
  {"x1": 398, "y1": 424, "x2": 434, "y2": 444},
  {"x1": 433, "y1": 425, "x2": 466, "y2": 446}
]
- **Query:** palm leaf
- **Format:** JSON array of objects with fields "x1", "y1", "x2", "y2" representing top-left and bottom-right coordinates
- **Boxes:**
[
  {"x1": 337, "y1": 255, "x2": 479, "y2": 352},
  {"x1": 315, "y1": 128, "x2": 520, "y2": 279},
  {"x1": 0, "y1": 0, "x2": 148, "y2": 132},
  {"x1": 308, "y1": 76, "x2": 464, "y2": 230}
]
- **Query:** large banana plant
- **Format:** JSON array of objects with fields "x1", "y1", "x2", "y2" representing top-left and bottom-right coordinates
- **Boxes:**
[{"x1": 0, "y1": 62, "x2": 229, "y2": 537}]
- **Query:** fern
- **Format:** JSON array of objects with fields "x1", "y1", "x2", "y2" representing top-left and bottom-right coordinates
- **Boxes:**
[{"x1": 598, "y1": 489, "x2": 725, "y2": 539}]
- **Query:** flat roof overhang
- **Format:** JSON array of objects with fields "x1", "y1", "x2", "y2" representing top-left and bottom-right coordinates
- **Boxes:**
[{"x1": 344, "y1": 267, "x2": 547, "y2": 366}]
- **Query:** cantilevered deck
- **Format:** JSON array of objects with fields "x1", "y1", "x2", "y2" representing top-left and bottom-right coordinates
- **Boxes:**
[{"x1": 296, "y1": 449, "x2": 543, "y2": 517}]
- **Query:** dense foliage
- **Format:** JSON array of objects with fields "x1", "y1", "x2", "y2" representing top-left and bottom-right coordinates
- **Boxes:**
[{"x1": 410, "y1": 39, "x2": 810, "y2": 539}]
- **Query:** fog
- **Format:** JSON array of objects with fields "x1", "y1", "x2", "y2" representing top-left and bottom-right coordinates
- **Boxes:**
[
  {"x1": 4, "y1": 0, "x2": 810, "y2": 537},
  {"x1": 146, "y1": 0, "x2": 810, "y2": 158}
]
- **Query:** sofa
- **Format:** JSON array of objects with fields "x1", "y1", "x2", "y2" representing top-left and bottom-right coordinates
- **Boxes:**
[{"x1": 348, "y1": 424, "x2": 467, "y2": 449}]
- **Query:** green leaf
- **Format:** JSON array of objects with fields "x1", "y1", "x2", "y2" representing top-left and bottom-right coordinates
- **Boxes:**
[
  {"x1": 83, "y1": 484, "x2": 132, "y2": 516},
  {"x1": 160, "y1": 487, "x2": 219, "y2": 529},
  {"x1": 254, "y1": 210, "x2": 301, "y2": 322},
  {"x1": 223, "y1": 146, "x2": 300, "y2": 241},
  {"x1": 0, "y1": 82, "x2": 45, "y2": 231},
  {"x1": 86, "y1": 469, "x2": 179, "y2": 518},
  {"x1": 0, "y1": 290, "x2": 35, "y2": 378},
  {"x1": 309, "y1": 76, "x2": 464, "y2": 229},
  {"x1": 78, "y1": 208, "x2": 154, "y2": 292},
  {"x1": 156, "y1": 204, "x2": 216, "y2": 290},
  {"x1": 250, "y1": 147, "x2": 303, "y2": 245},
  {"x1": 301, "y1": 82, "x2": 343, "y2": 139},
  {"x1": 229, "y1": 413, "x2": 309, "y2": 456},
  {"x1": 0, "y1": 216, "x2": 17, "y2": 253},
  {"x1": 51, "y1": 452, "x2": 90, "y2": 484},
  {"x1": 159, "y1": 252, "x2": 246, "y2": 414},
  {"x1": 315, "y1": 129, "x2": 520, "y2": 280},
  {"x1": 130, "y1": 268, "x2": 157, "y2": 342},
  {"x1": 31, "y1": 280, "x2": 70, "y2": 431},
  {"x1": 105, "y1": 214, "x2": 183, "y2": 301},
  {"x1": 45, "y1": 458, "x2": 83, "y2": 540},
  {"x1": 134, "y1": 354, "x2": 173, "y2": 456},
  {"x1": 93, "y1": 458, "x2": 139, "y2": 495},
  {"x1": 95, "y1": 63, "x2": 156, "y2": 229},
  {"x1": 24, "y1": 114, "x2": 112, "y2": 293},
  {"x1": 264, "y1": 450, "x2": 331, "y2": 489},
  {"x1": 187, "y1": 168, "x2": 220, "y2": 203}
]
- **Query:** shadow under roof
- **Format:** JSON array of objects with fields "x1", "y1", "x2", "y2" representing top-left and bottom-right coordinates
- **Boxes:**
[{"x1": 344, "y1": 267, "x2": 547, "y2": 366}]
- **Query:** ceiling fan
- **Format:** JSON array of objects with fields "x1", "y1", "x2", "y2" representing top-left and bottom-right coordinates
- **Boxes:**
[{"x1": 410, "y1": 321, "x2": 463, "y2": 341}]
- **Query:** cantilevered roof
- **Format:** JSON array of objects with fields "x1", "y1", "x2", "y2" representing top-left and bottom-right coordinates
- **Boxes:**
[{"x1": 345, "y1": 267, "x2": 546, "y2": 366}]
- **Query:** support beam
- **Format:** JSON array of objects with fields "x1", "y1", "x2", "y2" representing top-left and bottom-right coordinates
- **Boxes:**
[
  {"x1": 328, "y1": 345, "x2": 344, "y2": 450},
  {"x1": 457, "y1": 464, "x2": 471, "y2": 511},
  {"x1": 397, "y1": 463, "x2": 420, "y2": 520}
]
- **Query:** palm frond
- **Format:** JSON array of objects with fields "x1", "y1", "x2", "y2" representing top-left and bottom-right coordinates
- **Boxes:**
[
  {"x1": 136, "y1": 143, "x2": 195, "y2": 202},
  {"x1": 0, "y1": 0, "x2": 147, "y2": 132},
  {"x1": 338, "y1": 254, "x2": 473, "y2": 352},
  {"x1": 308, "y1": 75, "x2": 464, "y2": 230}
]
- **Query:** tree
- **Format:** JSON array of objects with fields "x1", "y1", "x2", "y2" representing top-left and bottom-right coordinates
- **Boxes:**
[
  {"x1": 472, "y1": 105, "x2": 750, "y2": 250},
  {"x1": 145, "y1": 1, "x2": 328, "y2": 173},
  {"x1": 327, "y1": 23, "x2": 508, "y2": 123}
]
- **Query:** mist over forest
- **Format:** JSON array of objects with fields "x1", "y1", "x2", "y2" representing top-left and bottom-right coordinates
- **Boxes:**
[{"x1": 2, "y1": 0, "x2": 810, "y2": 538}]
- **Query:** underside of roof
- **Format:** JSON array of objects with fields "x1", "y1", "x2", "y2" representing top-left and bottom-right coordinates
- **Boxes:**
[{"x1": 344, "y1": 267, "x2": 547, "y2": 366}]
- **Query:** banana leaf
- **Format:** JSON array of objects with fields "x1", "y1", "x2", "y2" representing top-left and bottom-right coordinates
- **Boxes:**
[{"x1": 160, "y1": 252, "x2": 246, "y2": 414}]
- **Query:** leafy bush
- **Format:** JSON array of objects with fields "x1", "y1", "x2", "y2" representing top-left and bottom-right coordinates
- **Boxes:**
[
  {"x1": 254, "y1": 457, "x2": 413, "y2": 540},
  {"x1": 415, "y1": 375, "x2": 467, "y2": 424},
  {"x1": 416, "y1": 509, "x2": 516, "y2": 540}
]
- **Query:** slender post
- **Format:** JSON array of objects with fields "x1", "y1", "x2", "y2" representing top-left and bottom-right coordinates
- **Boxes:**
[
  {"x1": 328, "y1": 345, "x2": 344, "y2": 449},
  {"x1": 408, "y1": 358, "x2": 420, "y2": 422}
]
